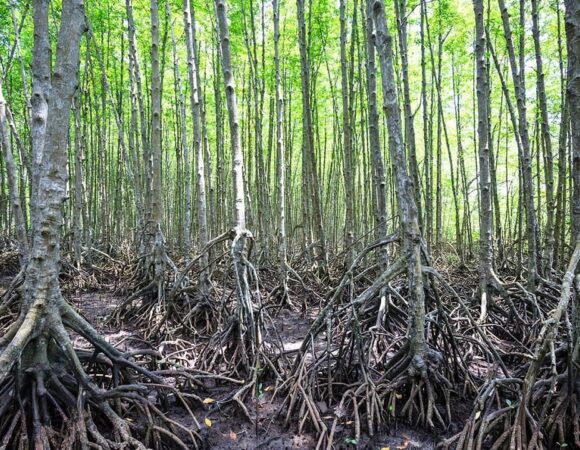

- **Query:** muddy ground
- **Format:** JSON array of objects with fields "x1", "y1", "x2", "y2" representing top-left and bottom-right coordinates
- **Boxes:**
[
  {"x1": 0, "y1": 268, "x2": 463, "y2": 450},
  {"x1": 72, "y1": 288, "x2": 452, "y2": 449}
]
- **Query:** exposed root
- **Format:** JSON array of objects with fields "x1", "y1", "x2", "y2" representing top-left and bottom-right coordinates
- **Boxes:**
[
  {"x1": 440, "y1": 241, "x2": 580, "y2": 449},
  {"x1": 0, "y1": 293, "x2": 203, "y2": 450},
  {"x1": 110, "y1": 229, "x2": 236, "y2": 339}
]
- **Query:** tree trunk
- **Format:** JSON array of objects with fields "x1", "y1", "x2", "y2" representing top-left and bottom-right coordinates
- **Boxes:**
[
  {"x1": 274, "y1": 0, "x2": 289, "y2": 298},
  {"x1": 395, "y1": 0, "x2": 423, "y2": 233},
  {"x1": 340, "y1": 0, "x2": 355, "y2": 264},
  {"x1": 29, "y1": 0, "x2": 50, "y2": 237},
  {"x1": 126, "y1": 0, "x2": 151, "y2": 255},
  {"x1": 474, "y1": 0, "x2": 503, "y2": 307},
  {"x1": 215, "y1": 0, "x2": 259, "y2": 371},
  {"x1": 372, "y1": 0, "x2": 427, "y2": 359},
  {"x1": 0, "y1": 82, "x2": 28, "y2": 263},
  {"x1": 531, "y1": 0, "x2": 556, "y2": 274},
  {"x1": 566, "y1": 0, "x2": 580, "y2": 240},
  {"x1": 297, "y1": 0, "x2": 327, "y2": 272},
  {"x1": 364, "y1": 0, "x2": 388, "y2": 268},
  {"x1": 149, "y1": 0, "x2": 166, "y2": 300},
  {"x1": 498, "y1": 0, "x2": 540, "y2": 287},
  {"x1": 184, "y1": 0, "x2": 210, "y2": 293}
]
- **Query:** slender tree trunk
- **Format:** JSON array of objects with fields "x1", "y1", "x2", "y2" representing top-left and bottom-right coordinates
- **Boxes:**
[
  {"x1": 216, "y1": 2, "x2": 245, "y2": 230},
  {"x1": 372, "y1": 0, "x2": 428, "y2": 359},
  {"x1": 0, "y1": 82, "x2": 28, "y2": 262},
  {"x1": 274, "y1": 0, "x2": 288, "y2": 298},
  {"x1": 566, "y1": 0, "x2": 580, "y2": 240},
  {"x1": 215, "y1": 0, "x2": 258, "y2": 371},
  {"x1": 364, "y1": 0, "x2": 388, "y2": 268},
  {"x1": 554, "y1": 0, "x2": 568, "y2": 268},
  {"x1": 297, "y1": 0, "x2": 327, "y2": 272},
  {"x1": 420, "y1": 0, "x2": 432, "y2": 248},
  {"x1": 452, "y1": 56, "x2": 473, "y2": 260},
  {"x1": 150, "y1": 0, "x2": 166, "y2": 298},
  {"x1": 166, "y1": 0, "x2": 190, "y2": 257},
  {"x1": 474, "y1": 0, "x2": 502, "y2": 303},
  {"x1": 340, "y1": 0, "x2": 355, "y2": 264},
  {"x1": 531, "y1": 0, "x2": 556, "y2": 274},
  {"x1": 395, "y1": 0, "x2": 423, "y2": 232},
  {"x1": 126, "y1": 0, "x2": 151, "y2": 254},
  {"x1": 72, "y1": 95, "x2": 84, "y2": 268},
  {"x1": 498, "y1": 0, "x2": 540, "y2": 287},
  {"x1": 184, "y1": 0, "x2": 209, "y2": 293}
]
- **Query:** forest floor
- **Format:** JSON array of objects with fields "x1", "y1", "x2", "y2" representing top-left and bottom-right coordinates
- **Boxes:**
[
  {"x1": 0, "y1": 250, "x2": 534, "y2": 450},
  {"x1": 70, "y1": 289, "x2": 444, "y2": 449},
  {"x1": 0, "y1": 269, "x2": 449, "y2": 449}
]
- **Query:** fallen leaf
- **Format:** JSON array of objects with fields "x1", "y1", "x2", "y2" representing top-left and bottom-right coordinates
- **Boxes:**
[
  {"x1": 203, "y1": 398, "x2": 214, "y2": 404},
  {"x1": 204, "y1": 418, "x2": 212, "y2": 427},
  {"x1": 475, "y1": 411, "x2": 481, "y2": 420},
  {"x1": 395, "y1": 392, "x2": 403, "y2": 400},
  {"x1": 264, "y1": 386, "x2": 274, "y2": 392},
  {"x1": 380, "y1": 447, "x2": 390, "y2": 450}
]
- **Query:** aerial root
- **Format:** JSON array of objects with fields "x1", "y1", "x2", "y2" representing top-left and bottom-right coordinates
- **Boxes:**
[
  {"x1": 325, "y1": 377, "x2": 387, "y2": 450},
  {"x1": 0, "y1": 304, "x2": 202, "y2": 450},
  {"x1": 437, "y1": 378, "x2": 521, "y2": 450},
  {"x1": 280, "y1": 359, "x2": 328, "y2": 449},
  {"x1": 379, "y1": 346, "x2": 452, "y2": 429}
]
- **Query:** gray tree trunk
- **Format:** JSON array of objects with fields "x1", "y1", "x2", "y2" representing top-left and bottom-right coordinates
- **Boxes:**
[
  {"x1": 498, "y1": 0, "x2": 540, "y2": 287},
  {"x1": 0, "y1": 82, "x2": 28, "y2": 263},
  {"x1": 215, "y1": 0, "x2": 258, "y2": 371},
  {"x1": 0, "y1": 0, "x2": 86, "y2": 381},
  {"x1": 363, "y1": 0, "x2": 388, "y2": 270},
  {"x1": 297, "y1": 0, "x2": 327, "y2": 272},
  {"x1": 184, "y1": 0, "x2": 210, "y2": 293},
  {"x1": 274, "y1": 0, "x2": 288, "y2": 296},
  {"x1": 531, "y1": 0, "x2": 556, "y2": 273},
  {"x1": 474, "y1": 0, "x2": 502, "y2": 305},
  {"x1": 371, "y1": 0, "x2": 427, "y2": 359},
  {"x1": 340, "y1": 0, "x2": 355, "y2": 264},
  {"x1": 394, "y1": 0, "x2": 422, "y2": 232},
  {"x1": 566, "y1": 0, "x2": 580, "y2": 241}
]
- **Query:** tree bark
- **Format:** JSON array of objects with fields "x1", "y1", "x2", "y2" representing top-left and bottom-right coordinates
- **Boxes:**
[
  {"x1": 340, "y1": 0, "x2": 355, "y2": 264},
  {"x1": 215, "y1": 0, "x2": 258, "y2": 371},
  {"x1": 395, "y1": 0, "x2": 423, "y2": 233},
  {"x1": 274, "y1": 0, "x2": 289, "y2": 296},
  {"x1": 531, "y1": 0, "x2": 556, "y2": 273},
  {"x1": 0, "y1": 82, "x2": 28, "y2": 263},
  {"x1": 297, "y1": 0, "x2": 327, "y2": 272},
  {"x1": 371, "y1": 0, "x2": 427, "y2": 358},
  {"x1": 566, "y1": 0, "x2": 580, "y2": 240},
  {"x1": 184, "y1": 0, "x2": 210, "y2": 292},
  {"x1": 498, "y1": 0, "x2": 540, "y2": 287},
  {"x1": 364, "y1": 0, "x2": 388, "y2": 269},
  {"x1": 474, "y1": 0, "x2": 504, "y2": 308},
  {"x1": 0, "y1": 0, "x2": 86, "y2": 384}
]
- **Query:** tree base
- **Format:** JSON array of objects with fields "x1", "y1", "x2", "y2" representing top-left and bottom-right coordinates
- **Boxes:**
[{"x1": 0, "y1": 295, "x2": 202, "y2": 450}]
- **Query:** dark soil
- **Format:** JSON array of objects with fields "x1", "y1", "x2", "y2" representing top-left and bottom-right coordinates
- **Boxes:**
[{"x1": 66, "y1": 288, "x2": 449, "y2": 449}]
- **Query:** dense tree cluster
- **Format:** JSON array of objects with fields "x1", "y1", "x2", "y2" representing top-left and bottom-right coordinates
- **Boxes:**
[{"x1": 0, "y1": 0, "x2": 579, "y2": 448}]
